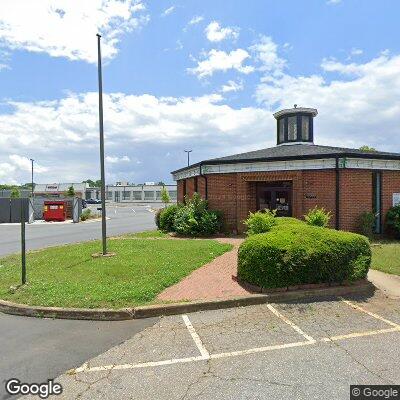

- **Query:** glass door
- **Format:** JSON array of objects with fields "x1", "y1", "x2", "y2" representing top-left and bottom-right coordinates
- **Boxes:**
[{"x1": 256, "y1": 182, "x2": 292, "y2": 217}]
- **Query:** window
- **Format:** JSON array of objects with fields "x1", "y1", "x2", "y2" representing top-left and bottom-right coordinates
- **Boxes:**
[
  {"x1": 287, "y1": 116, "x2": 297, "y2": 141},
  {"x1": 301, "y1": 116, "x2": 310, "y2": 140},
  {"x1": 278, "y1": 118, "x2": 285, "y2": 143},
  {"x1": 169, "y1": 190, "x2": 177, "y2": 200},
  {"x1": 156, "y1": 191, "x2": 162, "y2": 200},
  {"x1": 122, "y1": 191, "x2": 130, "y2": 200},
  {"x1": 106, "y1": 191, "x2": 113, "y2": 200},
  {"x1": 133, "y1": 191, "x2": 142, "y2": 200},
  {"x1": 144, "y1": 191, "x2": 154, "y2": 200}
]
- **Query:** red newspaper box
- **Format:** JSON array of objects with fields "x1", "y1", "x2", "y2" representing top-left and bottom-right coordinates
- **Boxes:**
[{"x1": 43, "y1": 201, "x2": 67, "y2": 222}]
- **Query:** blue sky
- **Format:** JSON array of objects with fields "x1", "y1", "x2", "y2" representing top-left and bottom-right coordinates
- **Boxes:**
[{"x1": 0, "y1": 0, "x2": 399, "y2": 185}]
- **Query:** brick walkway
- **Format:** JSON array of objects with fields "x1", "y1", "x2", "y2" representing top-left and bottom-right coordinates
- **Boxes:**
[{"x1": 157, "y1": 237, "x2": 253, "y2": 301}]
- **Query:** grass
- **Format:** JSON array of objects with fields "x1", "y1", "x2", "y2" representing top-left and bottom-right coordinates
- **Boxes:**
[
  {"x1": 371, "y1": 240, "x2": 400, "y2": 276},
  {"x1": 0, "y1": 235, "x2": 232, "y2": 309}
]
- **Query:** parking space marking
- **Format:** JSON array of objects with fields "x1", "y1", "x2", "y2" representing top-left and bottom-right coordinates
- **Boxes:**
[
  {"x1": 182, "y1": 315, "x2": 210, "y2": 359},
  {"x1": 267, "y1": 304, "x2": 315, "y2": 342},
  {"x1": 320, "y1": 327, "x2": 400, "y2": 343},
  {"x1": 340, "y1": 298, "x2": 400, "y2": 328},
  {"x1": 71, "y1": 301, "x2": 400, "y2": 375}
]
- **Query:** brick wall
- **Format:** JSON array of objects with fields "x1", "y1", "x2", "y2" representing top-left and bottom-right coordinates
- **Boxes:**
[{"x1": 177, "y1": 169, "x2": 400, "y2": 234}]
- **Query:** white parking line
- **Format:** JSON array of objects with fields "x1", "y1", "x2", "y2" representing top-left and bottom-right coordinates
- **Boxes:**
[
  {"x1": 182, "y1": 314, "x2": 210, "y2": 359},
  {"x1": 267, "y1": 304, "x2": 315, "y2": 342},
  {"x1": 340, "y1": 298, "x2": 400, "y2": 328},
  {"x1": 71, "y1": 302, "x2": 400, "y2": 375},
  {"x1": 321, "y1": 327, "x2": 400, "y2": 343}
]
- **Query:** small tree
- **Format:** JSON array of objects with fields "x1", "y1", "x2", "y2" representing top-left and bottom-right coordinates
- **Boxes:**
[
  {"x1": 359, "y1": 145, "x2": 377, "y2": 152},
  {"x1": 161, "y1": 186, "x2": 170, "y2": 207},
  {"x1": 10, "y1": 187, "x2": 20, "y2": 198},
  {"x1": 66, "y1": 185, "x2": 75, "y2": 197}
]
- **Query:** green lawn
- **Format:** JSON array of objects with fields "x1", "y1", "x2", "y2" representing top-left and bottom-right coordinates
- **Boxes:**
[
  {"x1": 371, "y1": 241, "x2": 400, "y2": 275},
  {"x1": 0, "y1": 234, "x2": 232, "y2": 309}
]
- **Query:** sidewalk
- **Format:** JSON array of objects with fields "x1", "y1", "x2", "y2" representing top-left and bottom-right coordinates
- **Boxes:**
[
  {"x1": 157, "y1": 237, "x2": 249, "y2": 301},
  {"x1": 368, "y1": 269, "x2": 400, "y2": 299}
]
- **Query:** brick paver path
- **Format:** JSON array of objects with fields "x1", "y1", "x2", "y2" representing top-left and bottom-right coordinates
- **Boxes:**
[{"x1": 157, "y1": 237, "x2": 253, "y2": 301}]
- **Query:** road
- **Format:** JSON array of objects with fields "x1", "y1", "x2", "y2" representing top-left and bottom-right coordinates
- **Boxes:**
[
  {"x1": 0, "y1": 203, "x2": 156, "y2": 256},
  {"x1": 0, "y1": 313, "x2": 157, "y2": 400}
]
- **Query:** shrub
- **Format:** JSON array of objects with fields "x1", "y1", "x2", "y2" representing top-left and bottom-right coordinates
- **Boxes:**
[
  {"x1": 172, "y1": 193, "x2": 222, "y2": 236},
  {"x1": 238, "y1": 224, "x2": 371, "y2": 289},
  {"x1": 244, "y1": 210, "x2": 276, "y2": 235},
  {"x1": 80, "y1": 209, "x2": 91, "y2": 221},
  {"x1": 10, "y1": 187, "x2": 20, "y2": 198},
  {"x1": 154, "y1": 208, "x2": 163, "y2": 229},
  {"x1": 304, "y1": 206, "x2": 332, "y2": 227},
  {"x1": 275, "y1": 217, "x2": 304, "y2": 227},
  {"x1": 386, "y1": 205, "x2": 400, "y2": 239},
  {"x1": 358, "y1": 211, "x2": 376, "y2": 239},
  {"x1": 159, "y1": 205, "x2": 178, "y2": 232}
]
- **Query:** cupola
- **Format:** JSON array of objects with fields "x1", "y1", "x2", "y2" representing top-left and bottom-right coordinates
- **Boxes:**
[{"x1": 273, "y1": 105, "x2": 318, "y2": 146}]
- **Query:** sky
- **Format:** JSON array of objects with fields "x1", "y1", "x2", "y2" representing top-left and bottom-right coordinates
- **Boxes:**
[{"x1": 0, "y1": 0, "x2": 399, "y2": 185}]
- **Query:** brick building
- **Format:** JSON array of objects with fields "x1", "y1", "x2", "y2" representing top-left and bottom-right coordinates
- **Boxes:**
[{"x1": 171, "y1": 107, "x2": 400, "y2": 234}]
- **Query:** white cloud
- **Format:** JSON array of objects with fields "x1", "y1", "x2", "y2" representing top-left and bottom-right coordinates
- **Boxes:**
[
  {"x1": 249, "y1": 35, "x2": 286, "y2": 74},
  {"x1": 205, "y1": 21, "x2": 239, "y2": 42},
  {"x1": 0, "y1": 92, "x2": 271, "y2": 184},
  {"x1": 327, "y1": 0, "x2": 342, "y2": 4},
  {"x1": 161, "y1": 6, "x2": 175, "y2": 17},
  {"x1": 188, "y1": 49, "x2": 254, "y2": 78},
  {"x1": 188, "y1": 15, "x2": 203, "y2": 25},
  {"x1": 106, "y1": 155, "x2": 130, "y2": 163},
  {"x1": 220, "y1": 79, "x2": 244, "y2": 93},
  {"x1": 350, "y1": 48, "x2": 363, "y2": 56},
  {"x1": 0, "y1": 0, "x2": 149, "y2": 63},
  {"x1": 255, "y1": 51, "x2": 400, "y2": 150}
]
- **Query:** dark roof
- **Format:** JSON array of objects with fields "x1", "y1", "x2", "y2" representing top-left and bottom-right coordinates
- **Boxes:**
[{"x1": 171, "y1": 144, "x2": 400, "y2": 174}]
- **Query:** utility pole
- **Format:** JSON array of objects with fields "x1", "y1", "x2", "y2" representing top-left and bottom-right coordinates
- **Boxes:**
[
  {"x1": 20, "y1": 199, "x2": 26, "y2": 284},
  {"x1": 30, "y1": 158, "x2": 34, "y2": 198},
  {"x1": 97, "y1": 33, "x2": 107, "y2": 255},
  {"x1": 184, "y1": 150, "x2": 192, "y2": 167}
]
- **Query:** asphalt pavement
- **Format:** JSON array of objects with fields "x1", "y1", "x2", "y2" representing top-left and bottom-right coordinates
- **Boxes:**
[
  {"x1": 52, "y1": 292, "x2": 400, "y2": 400},
  {"x1": 0, "y1": 313, "x2": 157, "y2": 400},
  {"x1": 0, "y1": 203, "x2": 156, "y2": 256}
]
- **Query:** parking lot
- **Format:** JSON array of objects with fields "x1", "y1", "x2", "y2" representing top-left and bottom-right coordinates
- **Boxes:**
[
  {"x1": 52, "y1": 291, "x2": 400, "y2": 400},
  {"x1": 0, "y1": 203, "x2": 156, "y2": 256}
]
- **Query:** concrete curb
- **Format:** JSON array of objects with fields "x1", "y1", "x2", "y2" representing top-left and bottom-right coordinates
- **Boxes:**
[
  {"x1": 0, "y1": 280, "x2": 375, "y2": 321},
  {"x1": 0, "y1": 299, "x2": 134, "y2": 321}
]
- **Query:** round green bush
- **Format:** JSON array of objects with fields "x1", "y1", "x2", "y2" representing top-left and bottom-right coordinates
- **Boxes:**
[
  {"x1": 238, "y1": 224, "x2": 371, "y2": 289},
  {"x1": 159, "y1": 205, "x2": 178, "y2": 232},
  {"x1": 275, "y1": 217, "x2": 305, "y2": 226}
]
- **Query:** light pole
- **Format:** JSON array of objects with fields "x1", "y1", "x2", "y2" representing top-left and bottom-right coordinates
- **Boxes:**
[
  {"x1": 97, "y1": 33, "x2": 107, "y2": 255},
  {"x1": 184, "y1": 150, "x2": 192, "y2": 167},
  {"x1": 29, "y1": 158, "x2": 34, "y2": 198}
]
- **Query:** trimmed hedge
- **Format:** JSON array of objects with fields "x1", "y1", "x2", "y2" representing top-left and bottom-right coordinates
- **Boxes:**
[{"x1": 238, "y1": 223, "x2": 371, "y2": 289}]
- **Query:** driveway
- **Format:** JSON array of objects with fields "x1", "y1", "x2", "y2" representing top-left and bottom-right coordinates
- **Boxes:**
[
  {"x1": 0, "y1": 203, "x2": 156, "y2": 256},
  {"x1": 51, "y1": 291, "x2": 400, "y2": 400}
]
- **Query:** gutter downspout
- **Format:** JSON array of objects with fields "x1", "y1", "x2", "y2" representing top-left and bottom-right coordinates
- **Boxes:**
[
  {"x1": 335, "y1": 156, "x2": 340, "y2": 230},
  {"x1": 199, "y1": 163, "x2": 208, "y2": 200}
]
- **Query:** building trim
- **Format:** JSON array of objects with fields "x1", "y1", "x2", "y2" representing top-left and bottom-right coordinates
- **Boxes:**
[{"x1": 173, "y1": 157, "x2": 400, "y2": 181}]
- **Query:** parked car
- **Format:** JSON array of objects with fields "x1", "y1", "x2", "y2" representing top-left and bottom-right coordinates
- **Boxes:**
[
  {"x1": 86, "y1": 198, "x2": 101, "y2": 204},
  {"x1": 81, "y1": 199, "x2": 87, "y2": 209}
]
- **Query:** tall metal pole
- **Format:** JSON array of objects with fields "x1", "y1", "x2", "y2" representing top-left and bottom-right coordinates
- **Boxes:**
[
  {"x1": 97, "y1": 33, "x2": 107, "y2": 255},
  {"x1": 184, "y1": 150, "x2": 192, "y2": 167},
  {"x1": 20, "y1": 199, "x2": 26, "y2": 284},
  {"x1": 30, "y1": 158, "x2": 34, "y2": 198}
]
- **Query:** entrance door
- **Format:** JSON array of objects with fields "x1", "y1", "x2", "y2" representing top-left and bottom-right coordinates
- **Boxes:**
[{"x1": 256, "y1": 181, "x2": 292, "y2": 217}]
